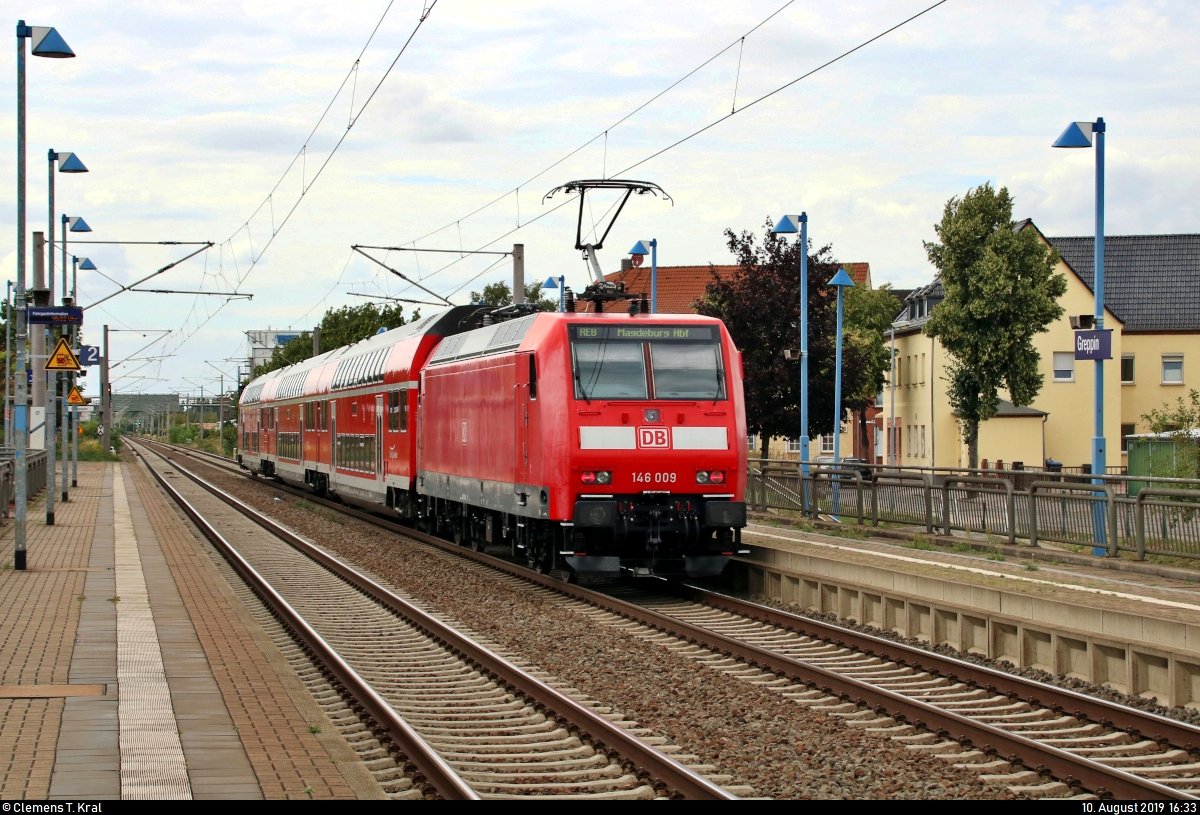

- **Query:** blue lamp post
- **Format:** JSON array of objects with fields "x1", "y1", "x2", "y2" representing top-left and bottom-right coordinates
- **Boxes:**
[
  {"x1": 771, "y1": 214, "x2": 810, "y2": 507},
  {"x1": 14, "y1": 20, "x2": 75, "y2": 568},
  {"x1": 542, "y1": 275, "x2": 564, "y2": 312},
  {"x1": 1053, "y1": 117, "x2": 1108, "y2": 556},
  {"x1": 72, "y1": 257, "x2": 96, "y2": 488},
  {"x1": 628, "y1": 240, "x2": 657, "y2": 312},
  {"x1": 828, "y1": 267, "x2": 856, "y2": 517}
]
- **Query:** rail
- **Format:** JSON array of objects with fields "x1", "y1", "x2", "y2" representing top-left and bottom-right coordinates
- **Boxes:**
[
  {"x1": 135, "y1": 440, "x2": 735, "y2": 801},
  {"x1": 144, "y1": 439, "x2": 1198, "y2": 800},
  {"x1": 136, "y1": 445, "x2": 479, "y2": 800}
]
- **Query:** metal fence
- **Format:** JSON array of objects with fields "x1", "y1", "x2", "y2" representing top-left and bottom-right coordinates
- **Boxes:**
[
  {"x1": 747, "y1": 460, "x2": 1200, "y2": 561},
  {"x1": 0, "y1": 448, "x2": 49, "y2": 520}
]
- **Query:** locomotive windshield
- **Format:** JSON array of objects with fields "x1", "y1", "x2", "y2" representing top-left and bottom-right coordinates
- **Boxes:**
[{"x1": 570, "y1": 324, "x2": 726, "y2": 401}]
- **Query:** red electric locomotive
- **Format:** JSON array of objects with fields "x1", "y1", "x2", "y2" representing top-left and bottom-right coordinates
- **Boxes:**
[{"x1": 239, "y1": 303, "x2": 749, "y2": 579}]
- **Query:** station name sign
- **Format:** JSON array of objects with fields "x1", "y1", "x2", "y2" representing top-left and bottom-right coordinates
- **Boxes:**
[
  {"x1": 570, "y1": 325, "x2": 713, "y2": 341},
  {"x1": 1074, "y1": 329, "x2": 1112, "y2": 360},
  {"x1": 28, "y1": 306, "x2": 83, "y2": 325}
]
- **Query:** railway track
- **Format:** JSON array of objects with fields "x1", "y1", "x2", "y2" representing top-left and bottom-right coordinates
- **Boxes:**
[
  {"x1": 130, "y1": 441, "x2": 739, "y2": 800},
  {"x1": 138, "y1": 440, "x2": 1200, "y2": 799}
]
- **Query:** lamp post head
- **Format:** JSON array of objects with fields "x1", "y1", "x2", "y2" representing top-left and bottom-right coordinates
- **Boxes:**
[
  {"x1": 771, "y1": 213, "x2": 807, "y2": 234},
  {"x1": 541, "y1": 276, "x2": 559, "y2": 290},
  {"x1": 1053, "y1": 121, "x2": 1097, "y2": 148},
  {"x1": 628, "y1": 240, "x2": 652, "y2": 256},
  {"x1": 79, "y1": 258, "x2": 97, "y2": 270},
  {"x1": 828, "y1": 267, "x2": 856, "y2": 288},
  {"x1": 57, "y1": 152, "x2": 88, "y2": 173},
  {"x1": 66, "y1": 216, "x2": 91, "y2": 233},
  {"x1": 28, "y1": 26, "x2": 75, "y2": 58}
]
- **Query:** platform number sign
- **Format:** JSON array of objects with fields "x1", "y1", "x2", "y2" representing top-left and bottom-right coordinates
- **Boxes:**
[
  {"x1": 638, "y1": 427, "x2": 669, "y2": 448},
  {"x1": 80, "y1": 345, "x2": 101, "y2": 366}
]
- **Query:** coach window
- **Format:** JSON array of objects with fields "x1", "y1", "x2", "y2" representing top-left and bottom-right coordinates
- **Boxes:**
[
  {"x1": 273, "y1": 408, "x2": 278, "y2": 428},
  {"x1": 322, "y1": 400, "x2": 329, "y2": 431},
  {"x1": 399, "y1": 388, "x2": 408, "y2": 432},
  {"x1": 387, "y1": 390, "x2": 399, "y2": 432}
]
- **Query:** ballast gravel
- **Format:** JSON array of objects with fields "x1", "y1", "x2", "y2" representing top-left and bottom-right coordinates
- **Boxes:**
[{"x1": 168, "y1": 460, "x2": 1015, "y2": 800}]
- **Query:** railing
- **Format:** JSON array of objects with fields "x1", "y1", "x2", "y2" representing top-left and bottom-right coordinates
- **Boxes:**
[
  {"x1": 0, "y1": 449, "x2": 49, "y2": 519},
  {"x1": 747, "y1": 460, "x2": 1200, "y2": 561}
]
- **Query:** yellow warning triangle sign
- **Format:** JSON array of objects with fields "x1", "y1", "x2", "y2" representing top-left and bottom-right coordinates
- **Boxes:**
[
  {"x1": 45, "y1": 337, "x2": 82, "y2": 371},
  {"x1": 67, "y1": 386, "x2": 86, "y2": 406}
]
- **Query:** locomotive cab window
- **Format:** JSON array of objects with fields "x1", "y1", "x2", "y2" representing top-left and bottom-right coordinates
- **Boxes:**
[
  {"x1": 528, "y1": 354, "x2": 538, "y2": 400},
  {"x1": 569, "y1": 324, "x2": 725, "y2": 401}
]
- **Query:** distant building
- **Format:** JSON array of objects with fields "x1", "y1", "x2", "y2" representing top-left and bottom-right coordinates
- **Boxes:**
[{"x1": 246, "y1": 329, "x2": 308, "y2": 371}]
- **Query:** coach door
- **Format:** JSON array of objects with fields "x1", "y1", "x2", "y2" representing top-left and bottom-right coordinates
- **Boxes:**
[{"x1": 375, "y1": 394, "x2": 384, "y2": 484}]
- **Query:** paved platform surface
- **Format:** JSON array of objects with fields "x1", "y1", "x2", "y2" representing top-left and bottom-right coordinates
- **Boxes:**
[{"x1": 0, "y1": 461, "x2": 377, "y2": 800}]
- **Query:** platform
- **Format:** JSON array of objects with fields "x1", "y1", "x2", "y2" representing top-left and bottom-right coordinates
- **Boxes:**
[{"x1": 0, "y1": 461, "x2": 378, "y2": 800}]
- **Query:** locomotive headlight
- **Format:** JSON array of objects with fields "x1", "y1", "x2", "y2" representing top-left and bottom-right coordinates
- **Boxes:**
[
  {"x1": 696, "y1": 471, "x2": 710, "y2": 484},
  {"x1": 581, "y1": 471, "x2": 611, "y2": 485},
  {"x1": 595, "y1": 471, "x2": 612, "y2": 485},
  {"x1": 581, "y1": 471, "x2": 596, "y2": 485},
  {"x1": 708, "y1": 470, "x2": 726, "y2": 485}
]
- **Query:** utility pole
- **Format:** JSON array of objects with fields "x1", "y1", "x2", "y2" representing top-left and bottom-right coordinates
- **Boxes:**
[
  {"x1": 219, "y1": 375, "x2": 224, "y2": 453},
  {"x1": 512, "y1": 244, "x2": 525, "y2": 304},
  {"x1": 312, "y1": 327, "x2": 320, "y2": 357},
  {"x1": 100, "y1": 325, "x2": 111, "y2": 447},
  {"x1": 30, "y1": 233, "x2": 45, "y2": 440}
]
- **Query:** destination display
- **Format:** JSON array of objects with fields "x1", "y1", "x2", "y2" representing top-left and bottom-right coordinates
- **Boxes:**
[
  {"x1": 569, "y1": 325, "x2": 714, "y2": 341},
  {"x1": 28, "y1": 306, "x2": 83, "y2": 325}
]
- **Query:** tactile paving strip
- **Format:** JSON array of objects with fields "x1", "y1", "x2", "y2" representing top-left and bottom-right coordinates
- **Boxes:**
[{"x1": 113, "y1": 466, "x2": 193, "y2": 800}]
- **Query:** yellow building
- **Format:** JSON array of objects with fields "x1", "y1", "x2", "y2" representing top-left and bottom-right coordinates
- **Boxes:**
[{"x1": 884, "y1": 223, "x2": 1199, "y2": 470}]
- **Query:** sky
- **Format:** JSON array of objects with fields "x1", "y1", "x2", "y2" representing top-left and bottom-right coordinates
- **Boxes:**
[{"x1": 2, "y1": 0, "x2": 1198, "y2": 396}]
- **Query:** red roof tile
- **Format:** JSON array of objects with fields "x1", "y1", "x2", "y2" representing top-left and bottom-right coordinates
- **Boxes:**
[{"x1": 591, "y1": 262, "x2": 872, "y2": 314}]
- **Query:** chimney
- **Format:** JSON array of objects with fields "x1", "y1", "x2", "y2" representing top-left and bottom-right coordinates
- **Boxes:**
[{"x1": 620, "y1": 258, "x2": 632, "y2": 272}]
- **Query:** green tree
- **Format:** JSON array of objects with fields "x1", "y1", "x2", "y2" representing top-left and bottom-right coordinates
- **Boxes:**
[
  {"x1": 923, "y1": 183, "x2": 1066, "y2": 469},
  {"x1": 469, "y1": 281, "x2": 557, "y2": 311},
  {"x1": 1140, "y1": 389, "x2": 1200, "y2": 480},
  {"x1": 698, "y1": 220, "x2": 875, "y2": 462},
  {"x1": 252, "y1": 301, "x2": 417, "y2": 378}
]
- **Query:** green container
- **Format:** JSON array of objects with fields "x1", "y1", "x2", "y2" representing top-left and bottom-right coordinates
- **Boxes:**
[{"x1": 1127, "y1": 437, "x2": 1198, "y2": 495}]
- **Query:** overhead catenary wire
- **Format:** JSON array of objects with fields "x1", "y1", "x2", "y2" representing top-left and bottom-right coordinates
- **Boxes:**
[
  {"x1": 156, "y1": 0, "x2": 440, "y2": 362},
  {"x1": 409, "y1": 0, "x2": 952, "y2": 303}
]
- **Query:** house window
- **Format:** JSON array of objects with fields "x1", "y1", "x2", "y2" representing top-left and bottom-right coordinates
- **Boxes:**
[
  {"x1": 786, "y1": 438, "x2": 801, "y2": 454},
  {"x1": 920, "y1": 353, "x2": 926, "y2": 384},
  {"x1": 820, "y1": 434, "x2": 834, "y2": 454},
  {"x1": 747, "y1": 433, "x2": 758, "y2": 451},
  {"x1": 1121, "y1": 355, "x2": 1135, "y2": 384},
  {"x1": 906, "y1": 426, "x2": 911, "y2": 457},
  {"x1": 920, "y1": 425, "x2": 926, "y2": 458},
  {"x1": 1120, "y1": 423, "x2": 1136, "y2": 453},
  {"x1": 1163, "y1": 354, "x2": 1184, "y2": 384},
  {"x1": 875, "y1": 391, "x2": 883, "y2": 407},
  {"x1": 1053, "y1": 352, "x2": 1075, "y2": 382}
]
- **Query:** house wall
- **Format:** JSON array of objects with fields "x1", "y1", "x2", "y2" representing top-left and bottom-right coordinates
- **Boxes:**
[
  {"x1": 883, "y1": 330, "x2": 958, "y2": 468},
  {"x1": 1119, "y1": 332, "x2": 1200, "y2": 455},
  {"x1": 1025, "y1": 256, "x2": 1124, "y2": 468},
  {"x1": 972, "y1": 415, "x2": 1046, "y2": 469}
]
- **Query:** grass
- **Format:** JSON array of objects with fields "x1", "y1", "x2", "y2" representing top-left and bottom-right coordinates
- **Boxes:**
[
  {"x1": 826, "y1": 524, "x2": 867, "y2": 540},
  {"x1": 907, "y1": 534, "x2": 934, "y2": 551},
  {"x1": 308, "y1": 725, "x2": 322, "y2": 735},
  {"x1": 295, "y1": 498, "x2": 312, "y2": 511},
  {"x1": 987, "y1": 552, "x2": 1007, "y2": 562},
  {"x1": 1023, "y1": 561, "x2": 1039, "y2": 571}
]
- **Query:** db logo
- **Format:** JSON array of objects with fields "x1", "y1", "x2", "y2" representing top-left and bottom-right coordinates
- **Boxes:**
[{"x1": 638, "y1": 427, "x2": 669, "y2": 448}]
